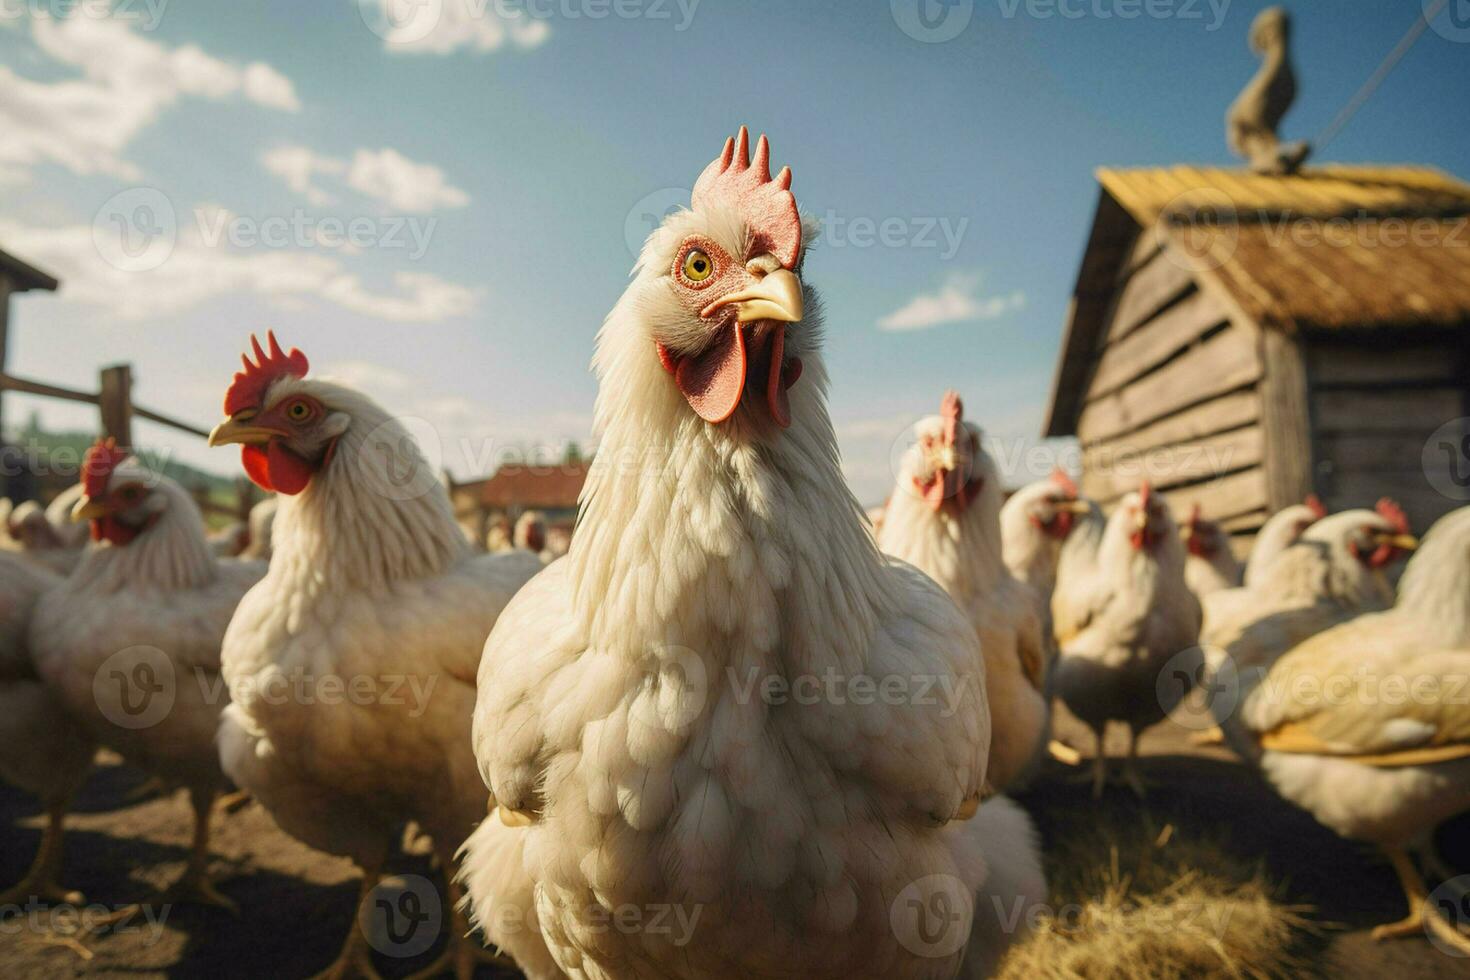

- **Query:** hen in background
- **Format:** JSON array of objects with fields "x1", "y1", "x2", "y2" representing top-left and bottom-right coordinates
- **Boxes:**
[
  {"x1": 30, "y1": 440, "x2": 265, "y2": 911},
  {"x1": 1052, "y1": 482, "x2": 1202, "y2": 797},
  {"x1": 1202, "y1": 501, "x2": 1414, "y2": 760},
  {"x1": 208, "y1": 334, "x2": 542, "y2": 979},
  {"x1": 462, "y1": 128, "x2": 1044, "y2": 979},
  {"x1": 1240, "y1": 506, "x2": 1470, "y2": 954},
  {"x1": 878, "y1": 391, "x2": 1048, "y2": 792},
  {"x1": 1181, "y1": 505, "x2": 1243, "y2": 599},
  {"x1": 0, "y1": 551, "x2": 95, "y2": 907},
  {"x1": 999, "y1": 468, "x2": 1093, "y2": 604},
  {"x1": 1243, "y1": 495, "x2": 1326, "y2": 587}
]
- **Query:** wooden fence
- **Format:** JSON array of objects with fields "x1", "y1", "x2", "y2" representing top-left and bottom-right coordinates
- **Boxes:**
[{"x1": 0, "y1": 363, "x2": 258, "y2": 524}]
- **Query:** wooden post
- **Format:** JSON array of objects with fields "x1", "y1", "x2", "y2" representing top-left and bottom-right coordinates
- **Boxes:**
[
  {"x1": 1260, "y1": 330, "x2": 1315, "y2": 511},
  {"x1": 0, "y1": 273, "x2": 11, "y2": 448},
  {"x1": 98, "y1": 364, "x2": 134, "y2": 449}
]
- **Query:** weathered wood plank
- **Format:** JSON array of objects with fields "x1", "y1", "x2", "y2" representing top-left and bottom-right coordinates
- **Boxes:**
[
  {"x1": 1159, "y1": 467, "x2": 1269, "y2": 524},
  {"x1": 1083, "y1": 425, "x2": 1264, "y2": 502},
  {"x1": 1261, "y1": 330, "x2": 1315, "y2": 513},
  {"x1": 1309, "y1": 343, "x2": 1458, "y2": 387},
  {"x1": 1089, "y1": 289, "x2": 1231, "y2": 398},
  {"x1": 1313, "y1": 387, "x2": 1465, "y2": 434},
  {"x1": 1080, "y1": 389, "x2": 1258, "y2": 454},
  {"x1": 1099, "y1": 250, "x2": 1197, "y2": 348},
  {"x1": 1077, "y1": 324, "x2": 1262, "y2": 446},
  {"x1": 1315, "y1": 432, "x2": 1449, "y2": 473}
]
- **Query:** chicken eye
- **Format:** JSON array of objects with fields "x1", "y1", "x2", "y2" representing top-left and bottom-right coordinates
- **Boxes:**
[
  {"x1": 682, "y1": 249, "x2": 714, "y2": 282},
  {"x1": 286, "y1": 400, "x2": 314, "y2": 423}
]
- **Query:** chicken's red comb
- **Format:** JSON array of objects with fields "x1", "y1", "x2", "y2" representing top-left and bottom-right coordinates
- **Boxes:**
[
  {"x1": 691, "y1": 127, "x2": 801, "y2": 269},
  {"x1": 1375, "y1": 497, "x2": 1409, "y2": 535},
  {"x1": 82, "y1": 437, "x2": 128, "y2": 498},
  {"x1": 1138, "y1": 480, "x2": 1153, "y2": 509},
  {"x1": 225, "y1": 332, "x2": 309, "y2": 416},
  {"x1": 940, "y1": 390, "x2": 964, "y2": 447},
  {"x1": 1188, "y1": 503, "x2": 1204, "y2": 527},
  {"x1": 1305, "y1": 494, "x2": 1327, "y2": 521},
  {"x1": 1050, "y1": 467, "x2": 1078, "y2": 497}
]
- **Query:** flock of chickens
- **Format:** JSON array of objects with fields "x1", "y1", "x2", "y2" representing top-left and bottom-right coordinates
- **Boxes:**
[{"x1": 1, "y1": 128, "x2": 1468, "y2": 978}]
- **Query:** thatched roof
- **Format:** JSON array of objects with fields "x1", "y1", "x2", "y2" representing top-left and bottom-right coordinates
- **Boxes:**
[{"x1": 1045, "y1": 164, "x2": 1470, "y2": 437}]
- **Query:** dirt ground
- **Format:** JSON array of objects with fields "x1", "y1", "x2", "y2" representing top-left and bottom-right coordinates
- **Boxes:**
[{"x1": 2, "y1": 716, "x2": 1468, "y2": 979}]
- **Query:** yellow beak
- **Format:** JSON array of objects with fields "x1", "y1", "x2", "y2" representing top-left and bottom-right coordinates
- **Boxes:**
[
  {"x1": 1377, "y1": 532, "x2": 1419, "y2": 551},
  {"x1": 701, "y1": 268, "x2": 804, "y2": 324},
  {"x1": 1055, "y1": 499, "x2": 1092, "y2": 514},
  {"x1": 70, "y1": 496, "x2": 107, "y2": 523},
  {"x1": 208, "y1": 418, "x2": 282, "y2": 448}
]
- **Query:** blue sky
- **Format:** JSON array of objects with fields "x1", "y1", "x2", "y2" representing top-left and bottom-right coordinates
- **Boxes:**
[{"x1": 2, "y1": 0, "x2": 1467, "y2": 503}]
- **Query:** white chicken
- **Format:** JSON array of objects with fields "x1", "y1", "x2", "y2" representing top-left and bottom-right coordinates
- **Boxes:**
[
  {"x1": 239, "y1": 495, "x2": 278, "y2": 561},
  {"x1": 514, "y1": 509, "x2": 549, "y2": 558},
  {"x1": 29, "y1": 439, "x2": 265, "y2": 911},
  {"x1": 206, "y1": 333, "x2": 543, "y2": 979},
  {"x1": 1243, "y1": 495, "x2": 1326, "y2": 587},
  {"x1": 5, "y1": 485, "x2": 87, "y2": 575},
  {"x1": 1239, "y1": 505, "x2": 1470, "y2": 954},
  {"x1": 0, "y1": 551, "x2": 96, "y2": 907},
  {"x1": 461, "y1": 128, "x2": 1044, "y2": 979},
  {"x1": 1180, "y1": 505, "x2": 1243, "y2": 599},
  {"x1": 998, "y1": 468, "x2": 1092, "y2": 602},
  {"x1": 1202, "y1": 501, "x2": 1413, "y2": 761},
  {"x1": 1051, "y1": 482, "x2": 1202, "y2": 796},
  {"x1": 877, "y1": 391, "x2": 1048, "y2": 792}
]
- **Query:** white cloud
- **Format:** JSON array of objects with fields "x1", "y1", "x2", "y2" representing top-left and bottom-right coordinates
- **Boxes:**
[
  {"x1": 876, "y1": 273, "x2": 1026, "y2": 332},
  {"x1": 345, "y1": 148, "x2": 470, "y2": 212},
  {"x1": 242, "y1": 62, "x2": 303, "y2": 112},
  {"x1": 0, "y1": 12, "x2": 301, "y2": 182},
  {"x1": 0, "y1": 216, "x2": 480, "y2": 324},
  {"x1": 262, "y1": 145, "x2": 470, "y2": 213},
  {"x1": 261, "y1": 145, "x2": 346, "y2": 206},
  {"x1": 361, "y1": 0, "x2": 550, "y2": 55}
]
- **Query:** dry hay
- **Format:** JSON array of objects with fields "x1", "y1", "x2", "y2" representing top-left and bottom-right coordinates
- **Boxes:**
[{"x1": 997, "y1": 819, "x2": 1314, "y2": 980}]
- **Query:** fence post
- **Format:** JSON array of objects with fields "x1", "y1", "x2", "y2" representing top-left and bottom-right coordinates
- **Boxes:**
[{"x1": 99, "y1": 364, "x2": 133, "y2": 448}]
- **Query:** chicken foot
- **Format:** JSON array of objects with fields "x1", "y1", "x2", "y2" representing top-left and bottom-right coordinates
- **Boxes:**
[
  {"x1": 309, "y1": 859, "x2": 387, "y2": 980},
  {"x1": 1372, "y1": 847, "x2": 1470, "y2": 955},
  {"x1": 0, "y1": 798, "x2": 83, "y2": 909}
]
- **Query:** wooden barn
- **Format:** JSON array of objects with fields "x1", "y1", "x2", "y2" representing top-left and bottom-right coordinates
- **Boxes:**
[{"x1": 1043, "y1": 164, "x2": 1470, "y2": 549}]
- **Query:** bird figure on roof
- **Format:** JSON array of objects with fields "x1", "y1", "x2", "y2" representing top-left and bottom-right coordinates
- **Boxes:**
[{"x1": 1227, "y1": 6, "x2": 1311, "y2": 175}]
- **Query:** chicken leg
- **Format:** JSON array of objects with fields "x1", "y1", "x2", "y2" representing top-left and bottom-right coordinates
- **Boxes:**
[
  {"x1": 1090, "y1": 728, "x2": 1108, "y2": 800},
  {"x1": 309, "y1": 860, "x2": 386, "y2": 980},
  {"x1": 1120, "y1": 729, "x2": 1147, "y2": 799},
  {"x1": 91, "y1": 786, "x2": 236, "y2": 929},
  {"x1": 1372, "y1": 847, "x2": 1470, "y2": 955},
  {"x1": 0, "y1": 798, "x2": 82, "y2": 908}
]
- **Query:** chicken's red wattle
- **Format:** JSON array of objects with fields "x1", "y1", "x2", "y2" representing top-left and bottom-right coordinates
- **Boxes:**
[{"x1": 664, "y1": 322, "x2": 799, "y2": 428}]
